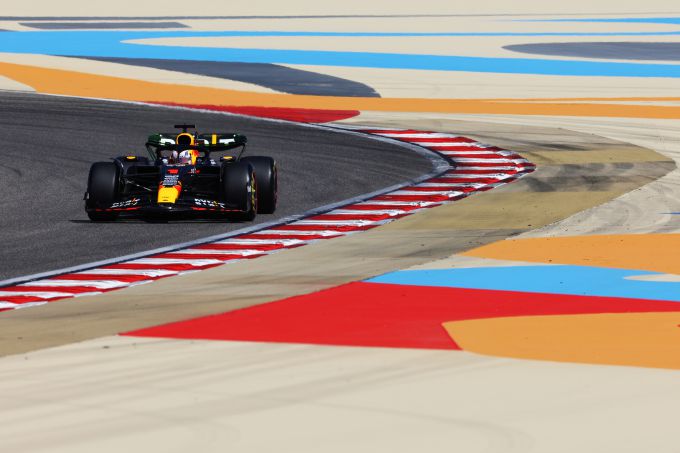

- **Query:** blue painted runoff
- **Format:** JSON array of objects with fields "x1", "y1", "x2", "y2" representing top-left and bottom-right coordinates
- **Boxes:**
[
  {"x1": 366, "y1": 265, "x2": 680, "y2": 302},
  {"x1": 5, "y1": 30, "x2": 680, "y2": 78}
]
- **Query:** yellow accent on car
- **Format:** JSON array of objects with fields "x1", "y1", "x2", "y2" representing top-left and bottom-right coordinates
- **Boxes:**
[
  {"x1": 211, "y1": 134, "x2": 217, "y2": 145},
  {"x1": 157, "y1": 186, "x2": 180, "y2": 204},
  {"x1": 176, "y1": 132, "x2": 195, "y2": 146},
  {"x1": 125, "y1": 155, "x2": 136, "y2": 160}
]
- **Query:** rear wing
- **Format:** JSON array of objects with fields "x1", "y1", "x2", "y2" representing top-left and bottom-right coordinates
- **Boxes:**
[{"x1": 145, "y1": 132, "x2": 248, "y2": 160}]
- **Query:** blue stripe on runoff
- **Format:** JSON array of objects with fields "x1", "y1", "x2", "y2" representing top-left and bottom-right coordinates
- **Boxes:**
[
  {"x1": 366, "y1": 265, "x2": 680, "y2": 302},
  {"x1": 5, "y1": 30, "x2": 680, "y2": 78}
]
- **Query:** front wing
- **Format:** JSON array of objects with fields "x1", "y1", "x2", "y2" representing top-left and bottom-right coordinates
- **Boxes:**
[{"x1": 86, "y1": 195, "x2": 244, "y2": 217}]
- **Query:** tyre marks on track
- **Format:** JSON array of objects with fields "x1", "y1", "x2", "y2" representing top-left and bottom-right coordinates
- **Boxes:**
[{"x1": 0, "y1": 128, "x2": 534, "y2": 312}]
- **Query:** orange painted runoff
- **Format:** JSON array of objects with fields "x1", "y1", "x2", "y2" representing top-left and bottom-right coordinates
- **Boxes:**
[
  {"x1": 445, "y1": 312, "x2": 680, "y2": 370},
  {"x1": 462, "y1": 234, "x2": 680, "y2": 275},
  {"x1": 5, "y1": 62, "x2": 680, "y2": 119}
]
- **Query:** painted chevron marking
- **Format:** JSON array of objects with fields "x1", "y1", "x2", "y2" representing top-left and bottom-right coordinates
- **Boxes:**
[{"x1": 0, "y1": 127, "x2": 533, "y2": 311}]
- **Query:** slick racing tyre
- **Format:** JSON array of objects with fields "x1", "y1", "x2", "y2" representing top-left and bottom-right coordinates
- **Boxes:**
[
  {"x1": 221, "y1": 161, "x2": 257, "y2": 221},
  {"x1": 241, "y1": 156, "x2": 277, "y2": 214},
  {"x1": 86, "y1": 162, "x2": 120, "y2": 221}
]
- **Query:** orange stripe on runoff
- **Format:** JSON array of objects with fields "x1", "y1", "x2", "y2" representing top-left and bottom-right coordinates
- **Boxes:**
[
  {"x1": 444, "y1": 312, "x2": 680, "y2": 370},
  {"x1": 462, "y1": 234, "x2": 680, "y2": 275},
  {"x1": 4, "y1": 62, "x2": 680, "y2": 119}
]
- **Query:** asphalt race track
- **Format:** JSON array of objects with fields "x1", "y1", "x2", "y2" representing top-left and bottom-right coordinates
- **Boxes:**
[{"x1": 0, "y1": 91, "x2": 431, "y2": 281}]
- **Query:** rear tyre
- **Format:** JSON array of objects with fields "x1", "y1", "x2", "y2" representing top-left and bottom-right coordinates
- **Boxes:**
[
  {"x1": 241, "y1": 156, "x2": 277, "y2": 214},
  {"x1": 86, "y1": 162, "x2": 120, "y2": 221},
  {"x1": 221, "y1": 161, "x2": 257, "y2": 221}
]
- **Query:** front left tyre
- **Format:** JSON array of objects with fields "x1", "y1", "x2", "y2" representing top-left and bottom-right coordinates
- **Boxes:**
[
  {"x1": 241, "y1": 156, "x2": 277, "y2": 214},
  {"x1": 86, "y1": 162, "x2": 120, "y2": 221},
  {"x1": 220, "y1": 161, "x2": 257, "y2": 221}
]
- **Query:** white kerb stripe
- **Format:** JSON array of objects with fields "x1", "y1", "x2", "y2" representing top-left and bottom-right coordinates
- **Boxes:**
[
  {"x1": 129, "y1": 258, "x2": 223, "y2": 266},
  {"x1": 377, "y1": 133, "x2": 461, "y2": 139},
  {"x1": 213, "y1": 238, "x2": 306, "y2": 246},
  {"x1": 416, "y1": 182, "x2": 480, "y2": 188},
  {"x1": 354, "y1": 200, "x2": 442, "y2": 207},
  {"x1": 412, "y1": 141, "x2": 485, "y2": 147},
  {"x1": 331, "y1": 209, "x2": 407, "y2": 216},
  {"x1": 427, "y1": 141, "x2": 487, "y2": 147},
  {"x1": 292, "y1": 219, "x2": 381, "y2": 227},
  {"x1": 433, "y1": 182, "x2": 489, "y2": 189},
  {"x1": 443, "y1": 173, "x2": 508, "y2": 179},
  {"x1": 438, "y1": 150, "x2": 501, "y2": 156},
  {"x1": 390, "y1": 190, "x2": 464, "y2": 196},
  {"x1": 252, "y1": 230, "x2": 342, "y2": 237},
  {"x1": 168, "y1": 248, "x2": 268, "y2": 256},
  {"x1": 452, "y1": 158, "x2": 518, "y2": 164},
  {"x1": 20, "y1": 279, "x2": 130, "y2": 289},
  {"x1": 451, "y1": 166, "x2": 518, "y2": 171},
  {"x1": 0, "y1": 290, "x2": 94, "y2": 299},
  {"x1": 74, "y1": 268, "x2": 178, "y2": 277}
]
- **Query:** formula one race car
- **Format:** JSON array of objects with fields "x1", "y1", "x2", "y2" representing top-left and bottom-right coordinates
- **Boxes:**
[{"x1": 84, "y1": 124, "x2": 277, "y2": 221}]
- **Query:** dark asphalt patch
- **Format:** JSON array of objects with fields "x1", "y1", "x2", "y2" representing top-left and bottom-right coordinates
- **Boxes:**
[
  {"x1": 0, "y1": 91, "x2": 430, "y2": 281},
  {"x1": 81, "y1": 57, "x2": 380, "y2": 97},
  {"x1": 20, "y1": 21, "x2": 188, "y2": 29},
  {"x1": 505, "y1": 42, "x2": 680, "y2": 61}
]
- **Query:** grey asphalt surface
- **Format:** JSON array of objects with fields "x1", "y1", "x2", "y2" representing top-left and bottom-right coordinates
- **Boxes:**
[
  {"x1": 0, "y1": 91, "x2": 431, "y2": 281},
  {"x1": 83, "y1": 57, "x2": 380, "y2": 97},
  {"x1": 505, "y1": 42, "x2": 680, "y2": 61}
]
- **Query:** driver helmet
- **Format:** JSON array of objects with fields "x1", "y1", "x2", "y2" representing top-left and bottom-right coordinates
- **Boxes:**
[{"x1": 178, "y1": 149, "x2": 194, "y2": 165}]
